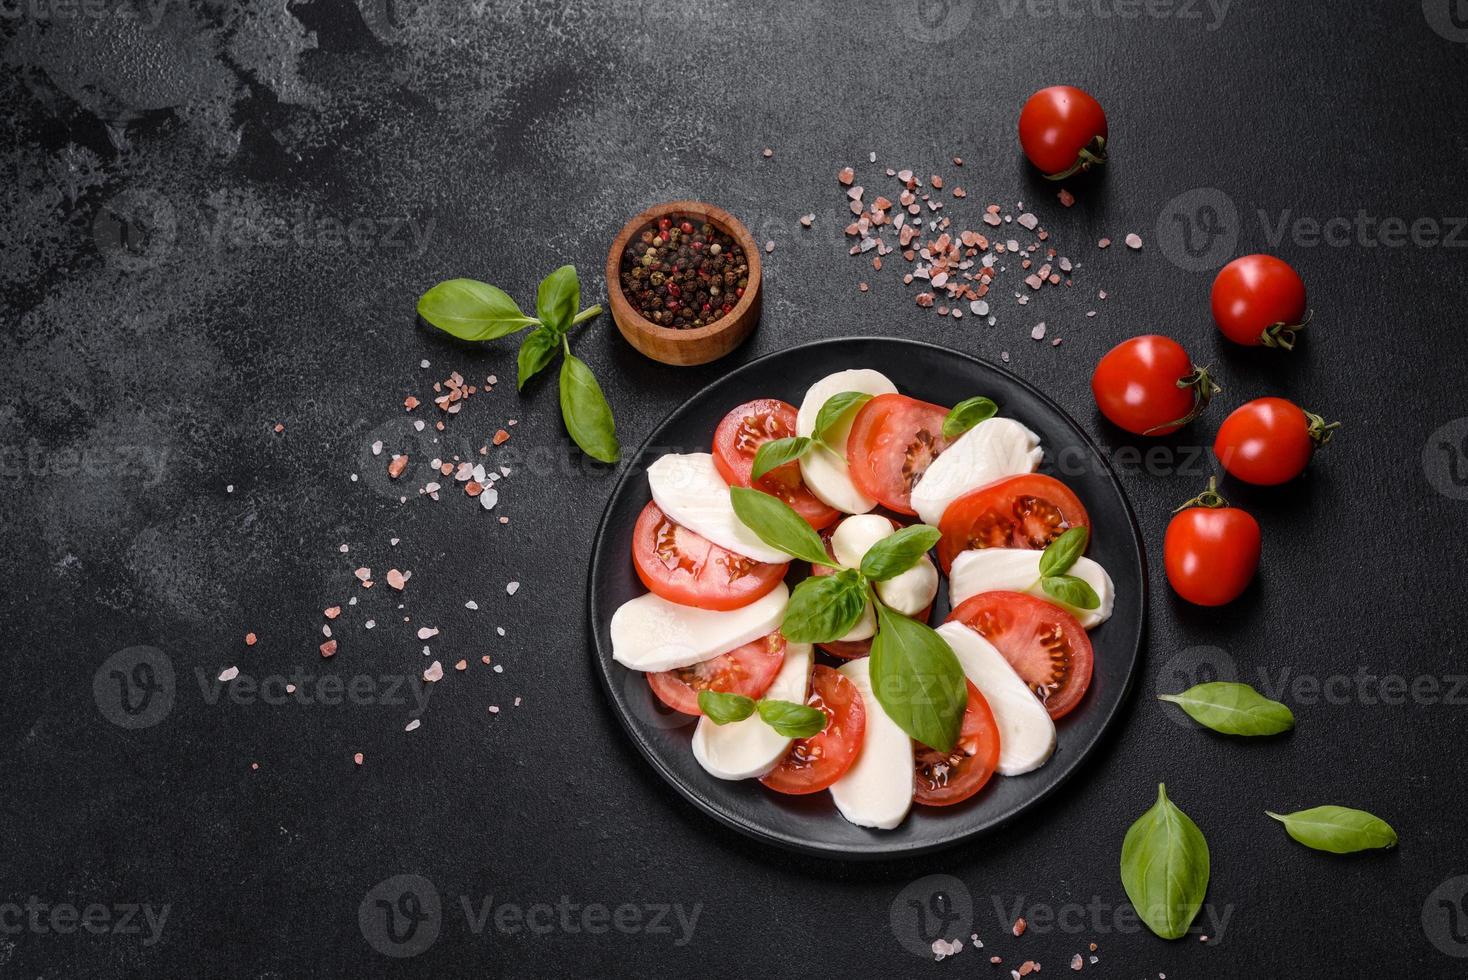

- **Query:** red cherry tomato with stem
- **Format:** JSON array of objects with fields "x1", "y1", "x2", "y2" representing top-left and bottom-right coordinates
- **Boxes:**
[
  {"x1": 1164, "y1": 478, "x2": 1261, "y2": 607},
  {"x1": 1211, "y1": 255, "x2": 1310, "y2": 350},
  {"x1": 1213, "y1": 397, "x2": 1339, "y2": 485},
  {"x1": 1091, "y1": 335, "x2": 1219, "y2": 437},
  {"x1": 1018, "y1": 86, "x2": 1108, "y2": 180}
]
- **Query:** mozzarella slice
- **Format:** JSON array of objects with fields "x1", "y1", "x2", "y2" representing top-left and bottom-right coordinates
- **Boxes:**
[
  {"x1": 647, "y1": 453, "x2": 788, "y2": 564},
  {"x1": 910, "y1": 418, "x2": 1044, "y2": 526},
  {"x1": 830, "y1": 658, "x2": 915, "y2": 830},
  {"x1": 829, "y1": 514, "x2": 938, "y2": 618},
  {"x1": 611, "y1": 584, "x2": 788, "y2": 672},
  {"x1": 936, "y1": 622, "x2": 1056, "y2": 776},
  {"x1": 949, "y1": 548, "x2": 1115, "y2": 629},
  {"x1": 796, "y1": 369, "x2": 898, "y2": 514},
  {"x1": 691, "y1": 642, "x2": 814, "y2": 780}
]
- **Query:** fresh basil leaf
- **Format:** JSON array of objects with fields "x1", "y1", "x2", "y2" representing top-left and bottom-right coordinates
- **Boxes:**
[
  {"x1": 698, "y1": 690, "x2": 756, "y2": 725},
  {"x1": 813, "y1": 391, "x2": 873, "y2": 443},
  {"x1": 417, "y1": 279, "x2": 539, "y2": 341},
  {"x1": 517, "y1": 326, "x2": 560, "y2": 390},
  {"x1": 1120, "y1": 784, "x2": 1210, "y2": 941},
  {"x1": 1266, "y1": 806, "x2": 1397, "y2": 854},
  {"x1": 781, "y1": 570, "x2": 867, "y2": 643},
  {"x1": 558, "y1": 353, "x2": 620, "y2": 463},
  {"x1": 869, "y1": 603, "x2": 967, "y2": 753},
  {"x1": 1159, "y1": 682, "x2": 1294, "y2": 736},
  {"x1": 1038, "y1": 525, "x2": 1089, "y2": 578},
  {"x1": 751, "y1": 437, "x2": 812, "y2": 481},
  {"x1": 536, "y1": 264, "x2": 579, "y2": 334},
  {"x1": 942, "y1": 396, "x2": 998, "y2": 439},
  {"x1": 860, "y1": 524, "x2": 941, "y2": 581},
  {"x1": 729, "y1": 487, "x2": 838, "y2": 567},
  {"x1": 1041, "y1": 574, "x2": 1101, "y2": 610},
  {"x1": 757, "y1": 699, "x2": 828, "y2": 739}
]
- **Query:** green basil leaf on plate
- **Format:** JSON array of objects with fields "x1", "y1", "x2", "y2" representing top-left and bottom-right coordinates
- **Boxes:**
[
  {"x1": 558, "y1": 353, "x2": 620, "y2": 463},
  {"x1": 751, "y1": 436, "x2": 813, "y2": 481},
  {"x1": 698, "y1": 690, "x2": 756, "y2": 725},
  {"x1": 417, "y1": 279, "x2": 539, "y2": 341},
  {"x1": 859, "y1": 524, "x2": 941, "y2": 581},
  {"x1": 1120, "y1": 783, "x2": 1210, "y2": 940},
  {"x1": 1038, "y1": 525, "x2": 1089, "y2": 578},
  {"x1": 869, "y1": 603, "x2": 967, "y2": 753},
  {"x1": 535, "y1": 264, "x2": 580, "y2": 334},
  {"x1": 781, "y1": 570, "x2": 867, "y2": 643},
  {"x1": 813, "y1": 391, "x2": 873, "y2": 444},
  {"x1": 1265, "y1": 806, "x2": 1397, "y2": 853},
  {"x1": 1041, "y1": 574, "x2": 1101, "y2": 610},
  {"x1": 1158, "y1": 682, "x2": 1294, "y2": 736},
  {"x1": 757, "y1": 699, "x2": 828, "y2": 739},
  {"x1": 517, "y1": 326, "x2": 560, "y2": 390},
  {"x1": 729, "y1": 487, "x2": 837, "y2": 567},
  {"x1": 941, "y1": 396, "x2": 998, "y2": 439}
]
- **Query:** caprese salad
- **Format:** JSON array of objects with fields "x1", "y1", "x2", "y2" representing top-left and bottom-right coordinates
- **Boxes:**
[{"x1": 609, "y1": 369, "x2": 1117, "y2": 830}]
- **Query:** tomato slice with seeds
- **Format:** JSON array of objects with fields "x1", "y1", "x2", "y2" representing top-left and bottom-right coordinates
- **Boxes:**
[
  {"x1": 713, "y1": 398, "x2": 840, "y2": 529},
  {"x1": 936, "y1": 473, "x2": 1090, "y2": 573},
  {"x1": 809, "y1": 521, "x2": 931, "y2": 659},
  {"x1": 913, "y1": 680, "x2": 1001, "y2": 806},
  {"x1": 846, "y1": 394, "x2": 953, "y2": 515},
  {"x1": 947, "y1": 591, "x2": 1094, "y2": 720},
  {"x1": 646, "y1": 633, "x2": 787, "y2": 716},
  {"x1": 631, "y1": 501, "x2": 788, "y2": 611},
  {"x1": 760, "y1": 664, "x2": 866, "y2": 795}
]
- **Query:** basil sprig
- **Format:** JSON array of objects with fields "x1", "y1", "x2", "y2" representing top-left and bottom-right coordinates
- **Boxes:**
[
  {"x1": 417, "y1": 265, "x2": 619, "y2": 463},
  {"x1": 870, "y1": 602, "x2": 968, "y2": 753},
  {"x1": 942, "y1": 396, "x2": 998, "y2": 438},
  {"x1": 1120, "y1": 784, "x2": 1211, "y2": 940},
  {"x1": 1036, "y1": 526, "x2": 1100, "y2": 610},
  {"x1": 782, "y1": 569, "x2": 867, "y2": 643},
  {"x1": 1265, "y1": 806, "x2": 1397, "y2": 853},
  {"x1": 697, "y1": 690, "x2": 828, "y2": 739},
  {"x1": 749, "y1": 391, "x2": 873, "y2": 479},
  {"x1": 860, "y1": 525, "x2": 943, "y2": 581},
  {"x1": 1159, "y1": 682, "x2": 1294, "y2": 736},
  {"x1": 729, "y1": 487, "x2": 836, "y2": 567}
]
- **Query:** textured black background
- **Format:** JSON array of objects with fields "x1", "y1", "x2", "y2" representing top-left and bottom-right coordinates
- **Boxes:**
[{"x1": 3, "y1": 1, "x2": 1468, "y2": 977}]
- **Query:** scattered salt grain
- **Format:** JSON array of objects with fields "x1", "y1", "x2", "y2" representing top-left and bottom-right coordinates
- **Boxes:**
[
  {"x1": 465, "y1": 600, "x2": 479, "y2": 610},
  {"x1": 424, "y1": 661, "x2": 443, "y2": 682},
  {"x1": 506, "y1": 581, "x2": 520, "y2": 596},
  {"x1": 365, "y1": 619, "x2": 375, "y2": 629},
  {"x1": 488, "y1": 705, "x2": 500, "y2": 714},
  {"x1": 354, "y1": 752, "x2": 364, "y2": 765},
  {"x1": 319, "y1": 640, "x2": 337, "y2": 658},
  {"x1": 480, "y1": 487, "x2": 499, "y2": 511},
  {"x1": 1097, "y1": 237, "x2": 1111, "y2": 248},
  {"x1": 1031, "y1": 323, "x2": 1047, "y2": 341},
  {"x1": 405, "y1": 719, "x2": 421, "y2": 732},
  {"x1": 496, "y1": 627, "x2": 506, "y2": 637},
  {"x1": 417, "y1": 626, "x2": 439, "y2": 640},
  {"x1": 245, "y1": 632, "x2": 257, "y2": 646},
  {"x1": 219, "y1": 666, "x2": 239, "y2": 682},
  {"x1": 371, "y1": 440, "x2": 383, "y2": 456},
  {"x1": 1125, "y1": 233, "x2": 1143, "y2": 250}
]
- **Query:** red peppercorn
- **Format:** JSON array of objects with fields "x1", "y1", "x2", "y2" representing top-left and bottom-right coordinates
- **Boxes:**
[
  {"x1": 658, "y1": 217, "x2": 671, "y2": 231},
  {"x1": 680, "y1": 221, "x2": 693, "y2": 234},
  {"x1": 735, "y1": 287, "x2": 745, "y2": 298},
  {"x1": 665, "y1": 300, "x2": 679, "y2": 312}
]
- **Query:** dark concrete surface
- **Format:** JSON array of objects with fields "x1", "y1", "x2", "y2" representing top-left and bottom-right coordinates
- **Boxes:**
[{"x1": 3, "y1": 1, "x2": 1468, "y2": 976}]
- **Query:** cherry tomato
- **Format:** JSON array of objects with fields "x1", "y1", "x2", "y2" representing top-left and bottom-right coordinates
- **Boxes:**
[
  {"x1": 1091, "y1": 335, "x2": 1218, "y2": 436},
  {"x1": 761, "y1": 664, "x2": 866, "y2": 795},
  {"x1": 846, "y1": 394, "x2": 952, "y2": 515},
  {"x1": 1164, "y1": 479, "x2": 1261, "y2": 606},
  {"x1": 913, "y1": 680, "x2": 1001, "y2": 806},
  {"x1": 810, "y1": 521, "x2": 932, "y2": 658},
  {"x1": 1018, "y1": 85, "x2": 1108, "y2": 179},
  {"x1": 631, "y1": 501, "x2": 787, "y2": 611},
  {"x1": 1213, "y1": 397, "x2": 1339, "y2": 486},
  {"x1": 1211, "y1": 255, "x2": 1310, "y2": 350},
  {"x1": 713, "y1": 398, "x2": 841, "y2": 529},
  {"x1": 647, "y1": 633, "x2": 786, "y2": 715},
  {"x1": 947, "y1": 591, "x2": 1094, "y2": 720},
  {"x1": 936, "y1": 473, "x2": 1090, "y2": 573}
]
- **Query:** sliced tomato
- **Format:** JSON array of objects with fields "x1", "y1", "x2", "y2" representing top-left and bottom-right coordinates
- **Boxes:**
[
  {"x1": 809, "y1": 521, "x2": 932, "y2": 658},
  {"x1": 632, "y1": 501, "x2": 787, "y2": 611},
  {"x1": 913, "y1": 680, "x2": 1001, "y2": 806},
  {"x1": 947, "y1": 591, "x2": 1094, "y2": 720},
  {"x1": 646, "y1": 633, "x2": 787, "y2": 715},
  {"x1": 847, "y1": 394, "x2": 952, "y2": 514},
  {"x1": 713, "y1": 398, "x2": 840, "y2": 529},
  {"x1": 936, "y1": 473, "x2": 1090, "y2": 572},
  {"x1": 761, "y1": 664, "x2": 866, "y2": 794}
]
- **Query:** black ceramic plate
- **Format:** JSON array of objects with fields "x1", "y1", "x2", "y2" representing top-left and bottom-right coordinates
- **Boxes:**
[{"x1": 587, "y1": 337, "x2": 1145, "y2": 858}]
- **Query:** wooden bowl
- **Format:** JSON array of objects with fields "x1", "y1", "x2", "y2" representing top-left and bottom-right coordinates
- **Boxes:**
[{"x1": 605, "y1": 201, "x2": 762, "y2": 367}]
